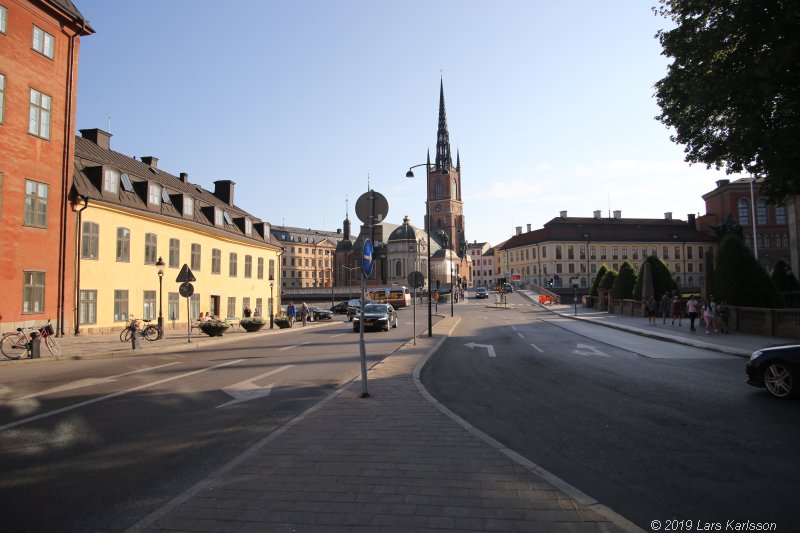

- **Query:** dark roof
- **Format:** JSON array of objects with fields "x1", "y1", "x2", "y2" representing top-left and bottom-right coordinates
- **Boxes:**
[
  {"x1": 44, "y1": 0, "x2": 95, "y2": 33},
  {"x1": 498, "y1": 217, "x2": 716, "y2": 250},
  {"x1": 72, "y1": 135, "x2": 280, "y2": 249},
  {"x1": 271, "y1": 225, "x2": 342, "y2": 246},
  {"x1": 387, "y1": 223, "x2": 418, "y2": 242}
]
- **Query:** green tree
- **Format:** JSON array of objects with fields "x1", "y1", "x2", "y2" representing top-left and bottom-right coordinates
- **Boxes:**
[
  {"x1": 714, "y1": 235, "x2": 782, "y2": 308},
  {"x1": 654, "y1": 1, "x2": 800, "y2": 201},
  {"x1": 591, "y1": 264, "x2": 608, "y2": 296},
  {"x1": 770, "y1": 259, "x2": 799, "y2": 291},
  {"x1": 599, "y1": 269, "x2": 617, "y2": 291},
  {"x1": 633, "y1": 256, "x2": 678, "y2": 299},
  {"x1": 611, "y1": 261, "x2": 637, "y2": 300}
]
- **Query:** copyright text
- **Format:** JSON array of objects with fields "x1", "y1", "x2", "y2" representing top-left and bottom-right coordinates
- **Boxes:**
[{"x1": 649, "y1": 519, "x2": 777, "y2": 532}]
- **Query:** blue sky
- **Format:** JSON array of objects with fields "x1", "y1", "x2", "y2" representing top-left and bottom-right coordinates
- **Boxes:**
[{"x1": 74, "y1": 0, "x2": 735, "y2": 247}]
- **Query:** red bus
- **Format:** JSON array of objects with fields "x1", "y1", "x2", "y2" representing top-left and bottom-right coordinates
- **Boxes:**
[{"x1": 368, "y1": 287, "x2": 411, "y2": 308}]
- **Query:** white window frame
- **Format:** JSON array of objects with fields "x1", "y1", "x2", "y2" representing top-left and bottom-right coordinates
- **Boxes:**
[
  {"x1": 245, "y1": 218, "x2": 252, "y2": 236},
  {"x1": 24, "y1": 179, "x2": 48, "y2": 227},
  {"x1": 32, "y1": 25, "x2": 54, "y2": 59},
  {"x1": 104, "y1": 169, "x2": 119, "y2": 194},
  {"x1": 184, "y1": 196, "x2": 194, "y2": 218},
  {"x1": 116, "y1": 227, "x2": 130, "y2": 262},
  {"x1": 0, "y1": 74, "x2": 5, "y2": 124},
  {"x1": 28, "y1": 88, "x2": 51, "y2": 139},
  {"x1": 214, "y1": 208, "x2": 223, "y2": 226},
  {"x1": 149, "y1": 184, "x2": 161, "y2": 206},
  {"x1": 1, "y1": 5, "x2": 7, "y2": 34},
  {"x1": 169, "y1": 238, "x2": 180, "y2": 268},
  {"x1": 22, "y1": 271, "x2": 45, "y2": 314},
  {"x1": 81, "y1": 221, "x2": 100, "y2": 259}
]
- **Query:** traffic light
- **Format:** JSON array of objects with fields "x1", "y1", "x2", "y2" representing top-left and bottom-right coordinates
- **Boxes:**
[{"x1": 436, "y1": 280, "x2": 441, "y2": 290}]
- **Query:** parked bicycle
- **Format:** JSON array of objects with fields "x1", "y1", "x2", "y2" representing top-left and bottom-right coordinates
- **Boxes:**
[
  {"x1": 119, "y1": 316, "x2": 160, "y2": 342},
  {"x1": 1, "y1": 319, "x2": 60, "y2": 359}
]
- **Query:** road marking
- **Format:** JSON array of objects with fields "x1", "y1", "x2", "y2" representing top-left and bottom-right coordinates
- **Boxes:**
[
  {"x1": 517, "y1": 333, "x2": 525, "y2": 339},
  {"x1": 14, "y1": 362, "x2": 181, "y2": 401},
  {"x1": 216, "y1": 365, "x2": 294, "y2": 408},
  {"x1": 464, "y1": 342, "x2": 496, "y2": 358},
  {"x1": 0, "y1": 359, "x2": 244, "y2": 432},
  {"x1": 279, "y1": 341, "x2": 310, "y2": 352},
  {"x1": 329, "y1": 333, "x2": 346, "y2": 338},
  {"x1": 511, "y1": 325, "x2": 518, "y2": 331},
  {"x1": 572, "y1": 343, "x2": 610, "y2": 357},
  {"x1": 530, "y1": 343, "x2": 543, "y2": 353}
]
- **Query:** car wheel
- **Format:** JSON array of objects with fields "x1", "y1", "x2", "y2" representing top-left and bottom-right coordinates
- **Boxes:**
[
  {"x1": 392, "y1": 317, "x2": 397, "y2": 328},
  {"x1": 763, "y1": 362, "x2": 796, "y2": 398}
]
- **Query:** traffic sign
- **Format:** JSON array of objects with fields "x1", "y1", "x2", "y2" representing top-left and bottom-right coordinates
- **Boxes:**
[
  {"x1": 176, "y1": 264, "x2": 196, "y2": 283},
  {"x1": 362, "y1": 238, "x2": 374, "y2": 277},
  {"x1": 434, "y1": 290, "x2": 440, "y2": 302},
  {"x1": 407, "y1": 271, "x2": 425, "y2": 289},
  {"x1": 179, "y1": 282, "x2": 194, "y2": 298},
  {"x1": 355, "y1": 190, "x2": 389, "y2": 225}
]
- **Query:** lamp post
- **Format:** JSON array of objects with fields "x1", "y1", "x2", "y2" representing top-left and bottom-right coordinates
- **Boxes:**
[
  {"x1": 155, "y1": 256, "x2": 165, "y2": 339},
  {"x1": 329, "y1": 267, "x2": 334, "y2": 310},
  {"x1": 269, "y1": 279, "x2": 274, "y2": 329},
  {"x1": 406, "y1": 163, "x2": 448, "y2": 337}
]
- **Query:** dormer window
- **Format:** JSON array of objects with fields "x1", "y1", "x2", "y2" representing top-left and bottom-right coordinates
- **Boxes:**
[
  {"x1": 149, "y1": 184, "x2": 161, "y2": 206},
  {"x1": 223, "y1": 211, "x2": 233, "y2": 225},
  {"x1": 245, "y1": 218, "x2": 252, "y2": 236},
  {"x1": 103, "y1": 169, "x2": 119, "y2": 194},
  {"x1": 214, "y1": 208, "x2": 224, "y2": 226},
  {"x1": 184, "y1": 196, "x2": 194, "y2": 218}
]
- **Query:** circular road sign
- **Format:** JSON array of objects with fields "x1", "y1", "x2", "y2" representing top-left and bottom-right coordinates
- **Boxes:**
[
  {"x1": 355, "y1": 190, "x2": 389, "y2": 225},
  {"x1": 179, "y1": 282, "x2": 194, "y2": 298},
  {"x1": 362, "y1": 238, "x2": 374, "y2": 278},
  {"x1": 407, "y1": 271, "x2": 425, "y2": 289}
]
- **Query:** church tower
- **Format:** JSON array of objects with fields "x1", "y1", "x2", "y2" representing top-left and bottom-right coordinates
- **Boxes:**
[{"x1": 426, "y1": 79, "x2": 465, "y2": 256}]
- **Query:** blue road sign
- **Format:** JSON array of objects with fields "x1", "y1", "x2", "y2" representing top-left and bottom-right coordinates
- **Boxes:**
[{"x1": 362, "y1": 238, "x2": 374, "y2": 277}]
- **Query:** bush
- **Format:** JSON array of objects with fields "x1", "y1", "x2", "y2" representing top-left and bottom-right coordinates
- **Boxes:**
[
  {"x1": 591, "y1": 264, "x2": 609, "y2": 296},
  {"x1": 599, "y1": 269, "x2": 617, "y2": 290},
  {"x1": 714, "y1": 235, "x2": 782, "y2": 308},
  {"x1": 611, "y1": 261, "x2": 637, "y2": 299},
  {"x1": 770, "y1": 259, "x2": 800, "y2": 291}
]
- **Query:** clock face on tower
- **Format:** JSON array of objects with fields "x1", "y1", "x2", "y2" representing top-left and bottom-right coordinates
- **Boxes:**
[{"x1": 434, "y1": 204, "x2": 442, "y2": 212}]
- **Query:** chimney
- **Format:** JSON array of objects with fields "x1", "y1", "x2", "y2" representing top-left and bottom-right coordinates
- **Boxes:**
[
  {"x1": 179, "y1": 172, "x2": 189, "y2": 183},
  {"x1": 79, "y1": 128, "x2": 112, "y2": 150},
  {"x1": 527, "y1": 223, "x2": 532, "y2": 232},
  {"x1": 665, "y1": 212, "x2": 673, "y2": 220},
  {"x1": 593, "y1": 210, "x2": 601, "y2": 220},
  {"x1": 716, "y1": 179, "x2": 730, "y2": 188},
  {"x1": 516, "y1": 226, "x2": 522, "y2": 236},
  {"x1": 141, "y1": 156, "x2": 158, "y2": 168},
  {"x1": 213, "y1": 180, "x2": 236, "y2": 206},
  {"x1": 560, "y1": 210, "x2": 567, "y2": 219},
  {"x1": 688, "y1": 213, "x2": 696, "y2": 227},
  {"x1": 613, "y1": 210, "x2": 622, "y2": 220}
]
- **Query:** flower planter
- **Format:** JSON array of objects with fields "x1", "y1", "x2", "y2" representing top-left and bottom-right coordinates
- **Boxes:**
[
  {"x1": 198, "y1": 321, "x2": 231, "y2": 337},
  {"x1": 241, "y1": 318, "x2": 266, "y2": 332},
  {"x1": 274, "y1": 318, "x2": 292, "y2": 329}
]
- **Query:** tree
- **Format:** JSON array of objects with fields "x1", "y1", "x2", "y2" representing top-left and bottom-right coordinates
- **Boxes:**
[
  {"x1": 714, "y1": 235, "x2": 782, "y2": 308},
  {"x1": 633, "y1": 256, "x2": 678, "y2": 299},
  {"x1": 611, "y1": 261, "x2": 637, "y2": 300},
  {"x1": 591, "y1": 264, "x2": 608, "y2": 296},
  {"x1": 770, "y1": 259, "x2": 800, "y2": 291},
  {"x1": 654, "y1": 1, "x2": 800, "y2": 201},
  {"x1": 599, "y1": 269, "x2": 617, "y2": 291}
]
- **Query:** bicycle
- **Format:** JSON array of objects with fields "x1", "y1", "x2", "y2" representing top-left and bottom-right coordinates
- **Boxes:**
[
  {"x1": 119, "y1": 316, "x2": 160, "y2": 342},
  {"x1": 1, "y1": 327, "x2": 35, "y2": 360},
  {"x1": 36, "y1": 319, "x2": 61, "y2": 358}
]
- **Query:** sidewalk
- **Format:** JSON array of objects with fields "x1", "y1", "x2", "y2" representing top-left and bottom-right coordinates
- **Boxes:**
[
  {"x1": 130, "y1": 316, "x2": 638, "y2": 532},
  {"x1": 516, "y1": 290, "x2": 795, "y2": 357}
]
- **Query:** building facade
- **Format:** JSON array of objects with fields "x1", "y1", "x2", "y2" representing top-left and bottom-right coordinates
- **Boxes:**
[
  {"x1": 0, "y1": 0, "x2": 93, "y2": 334},
  {"x1": 71, "y1": 129, "x2": 282, "y2": 333},
  {"x1": 272, "y1": 225, "x2": 338, "y2": 289},
  {"x1": 467, "y1": 241, "x2": 493, "y2": 288},
  {"x1": 499, "y1": 210, "x2": 717, "y2": 293}
]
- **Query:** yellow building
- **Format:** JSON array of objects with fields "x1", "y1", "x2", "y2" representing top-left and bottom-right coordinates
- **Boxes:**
[{"x1": 70, "y1": 129, "x2": 282, "y2": 334}]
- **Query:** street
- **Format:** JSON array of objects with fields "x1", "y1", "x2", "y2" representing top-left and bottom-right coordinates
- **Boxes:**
[
  {"x1": 0, "y1": 316, "x2": 421, "y2": 532},
  {"x1": 422, "y1": 292, "x2": 800, "y2": 529}
]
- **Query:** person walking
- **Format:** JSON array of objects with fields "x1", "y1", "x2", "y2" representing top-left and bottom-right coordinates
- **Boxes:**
[
  {"x1": 702, "y1": 300, "x2": 715, "y2": 334},
  {"x1": 686, "y1": 295, "x2": 700, "y2": 332},
  {"x1": 286, "y1": 302, "x2": 297, "y2": 327},
  {"x1": 660, "y1": 294, "x2": 670, "y2": 324},
  {"x1": 300, "y1": 302, "x2": 309, "y2": 326},
  {"x1": 671, "y1": 295, "x2": 682, "y2": 326},
  {"x1": 645, "y1": 296, "x2": 657, "y2": 325}
]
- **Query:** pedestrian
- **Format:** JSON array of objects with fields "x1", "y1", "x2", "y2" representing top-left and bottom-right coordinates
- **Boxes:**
[
  {"x1": 671, "y1": 295, "x2": 682, "y2": 326},
  {"x1": 300, "y1": 302, "x2": 309, "y2": 326},
  {"x1": 702, "y1": 300, "x2": 714, "y2": 334},
  {"x1": 645, "y1": 296, "x2": 657, "y2": 325},
  {"x1": 660, "y1": 294, "x2": 670, "y2": 324},
  {"x1": 719, "y1": 300, "x2": 730, "y2": 333},
  {"x1": 709, "y1": 295, "x2": 720, "y2": 332},
  {"x1": 686, "y1": 295, "x2": 699, "y2": 332},
  {"x1": 287, "y1": 302, "x2": 297, "y2": 327},
  {"x1": 243, "y1": 306, "x2": 252, "y2": 318}
]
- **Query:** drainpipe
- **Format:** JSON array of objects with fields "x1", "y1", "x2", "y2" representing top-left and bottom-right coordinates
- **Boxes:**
[{"x1": 73, "y1": 196, "x2": 89, "y2": 335}]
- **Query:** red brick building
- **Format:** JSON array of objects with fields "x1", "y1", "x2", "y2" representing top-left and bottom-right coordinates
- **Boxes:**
[
  {"x1": 0, "y1": 0, "x2": 93, "y2": 334},
  {"x1": 700, "y1": 178, "x2": 800, "y2": 274}
]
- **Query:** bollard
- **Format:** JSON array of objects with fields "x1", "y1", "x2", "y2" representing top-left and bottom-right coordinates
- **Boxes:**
[
  {"x1": 131, "y1": 327, "x2": 140, "y2": 349},
  {"x1": 29, "y1": 332, "x2": 41, "y2": 358}
]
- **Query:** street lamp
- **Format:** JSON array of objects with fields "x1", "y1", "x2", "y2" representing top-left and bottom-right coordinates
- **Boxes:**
[
  {"x1": 269, "y1": 278, "x2": 274, "y2": 329},
  {"x1": 438, "y1": 231, "x2": 457, "y2": 318},
  {"x1": 155, "y1": 256, "x2": 165, "y2": 339},
  {"x1": 407, "y1": 163, "x2": 447, "y2": 337}
]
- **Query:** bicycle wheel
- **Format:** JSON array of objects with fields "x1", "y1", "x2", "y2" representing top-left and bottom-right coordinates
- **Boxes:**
[
  {"x1": 120, "y1": 328, "x2": 133, "y2": 342},
  {"x1": 1, "y1": 335, "x2": 24, "y2": 360},
  {"x1": 143, "y1": 325, "x2": 160, "y2": 341},
  {"x1": 44, "y1": 335, "x2": 62, "y2": 358}
]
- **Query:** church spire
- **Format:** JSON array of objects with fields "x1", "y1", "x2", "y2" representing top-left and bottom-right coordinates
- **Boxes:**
[
  {"x1": 456, "y1": 149, "x2": 461, "y2": 172},
  {"x1": 435, "y1": 78, "x2": 452, "y2": 171}
]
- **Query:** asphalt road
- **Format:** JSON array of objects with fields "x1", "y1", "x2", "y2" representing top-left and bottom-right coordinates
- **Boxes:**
[
  {"x1": 0, "y1": 313, "x2": 422, "y2": 532},
  {"x1": 421, "y1": 293, "x2": 800, "y2": 530}
]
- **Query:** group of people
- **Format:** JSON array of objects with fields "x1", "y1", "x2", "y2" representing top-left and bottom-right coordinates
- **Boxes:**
[
  {"x1": 644, "y1": 293, "x2": 730, "y2": 334},
  {"x1": 284, "y1": 302, "x2": 310, "y2": 326}
]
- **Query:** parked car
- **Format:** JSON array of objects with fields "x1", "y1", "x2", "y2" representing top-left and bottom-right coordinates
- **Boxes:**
[
  {"x1": 746, "y1": 345, "x2": 800, "y2": 398},
  {"x1": 503, "y1": 283, "x2": 514, "y2": 293},
  {"x1": 308, "y1": 305, "x2": 332, "y2": 321},
  {"x1": 475, "y1": 287, "x2": 489, "y2": 299},
  {"x1": 352, "y1": 303, "x2": 398, "y2": 332},
  {"x1": 331, "y1": 301, "x2": 350, "y2": 314},
  {"x1": 346, "y1": 298, "x2": 376, "y2": 321}
]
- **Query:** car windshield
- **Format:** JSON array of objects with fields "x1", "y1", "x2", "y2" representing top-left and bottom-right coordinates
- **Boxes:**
[{"x1": 363, "y1": 304, "x2": 388, "y2": 314}]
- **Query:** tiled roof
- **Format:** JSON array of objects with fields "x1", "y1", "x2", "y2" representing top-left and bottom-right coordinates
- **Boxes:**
[
  {"x1": 72, "y1": 135, "x2": 280, "y2": 249},
  {"x1": 44, "y1": 0, "x2": 95, "y2": 33}
]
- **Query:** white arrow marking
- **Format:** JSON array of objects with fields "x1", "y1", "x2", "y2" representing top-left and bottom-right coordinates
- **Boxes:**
[
  {"x1": 464, "y1": 342, "x2": 496, "y2": 358},
  {"x1": 14, "y1": 362, "x2": 181, "y2": 400},
  {"x1": 216, "y1": 365, "x2": 293, "y2": 408},
  {"x1": 572, "y1": 343, "x2": 610, "y2": 357}
]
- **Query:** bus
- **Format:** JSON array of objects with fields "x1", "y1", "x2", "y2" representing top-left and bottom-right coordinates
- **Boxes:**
[{"x1": 368, "y1": 286, "x2": 411, "y2": 309}]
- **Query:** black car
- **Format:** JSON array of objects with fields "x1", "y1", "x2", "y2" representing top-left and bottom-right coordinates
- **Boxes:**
[
  {"x1": 475, "y1": 287, "x2": 489, "y2": 299},
  {"x1": 346, "y1": 298, "x2": 376, "y2": 321},
  {"x1": 746, "y1": 345, "x2": 800, "y2": 398},
  {"x1": 353, "y1": 303, "x2": 398, "y2": 332},
  {"x1": 331, "y1": 301, "x2": 350, "y2": 314},
  {"x1": 308, "y1": 306, "x2": 332, "y2": 321}
]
